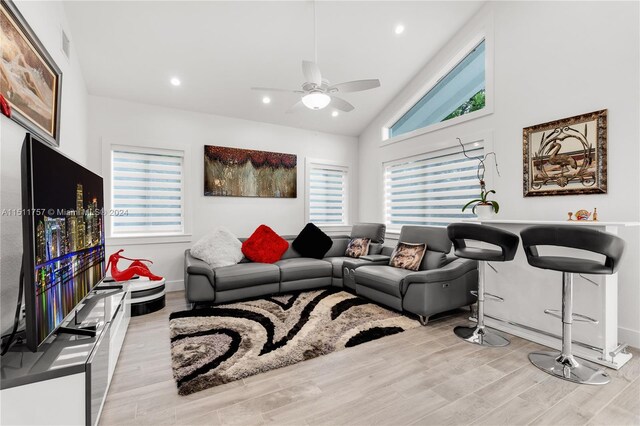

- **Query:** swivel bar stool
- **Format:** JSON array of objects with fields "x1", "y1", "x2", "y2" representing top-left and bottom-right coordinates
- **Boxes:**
[
  {"x1": 447, "y1": 223, "x2": 520, "y2": 346},
  {"x1": 520, "y1": 225, "x2": 625, "y2": 385}
]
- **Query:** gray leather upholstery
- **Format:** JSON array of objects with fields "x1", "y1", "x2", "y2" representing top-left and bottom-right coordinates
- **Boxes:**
[
  {"x1": 276, "y1": 258, "x2": 332, "y2": 281},
  {"x1": 355, "y1": 265, "x2": 414, "y2": 297},
  {"x1": 281, "y1": 277, "x2": 331, "y2": 292},
  {"x1": 368, "y1": 243, "x2": 384, "y2": 255},
  {"x1": 403, "y1": 258, "x2": 478, "y2": 317},
  {"x1": 323, "y1": 237, "x2": 350, "y2": 258},
  {"x1": 399, "y1": 225, "x2": 452, "y2": 254},
  {"x1": 403, "y1": 257, "x2": 477, "y2": 293},
  {"x1": 356, "y1": 286, "x2": 403, "y2": 311},
  {"x1": 520, "y1": 225, "x2": 625, "y2": 274},
  {"x1": 215, "y1": 283, "x2": 280, "y2": 304},
  {"x1": 448, "y1": 223, "x2": 520, "y2": 262},
  {"x1": 353, "y1": 226, "x2": 478, "y2": 322},
  {"x1": 351, "y1": 223, "x2": 386, "y2": 243},
  {"x1": 325, "y1": 256, "x2": 369, "y2": 278},
  {"x1": 395, "y1": 225, "x2": 452, "y2": 271},
  {"x1": 214, "y1": 263, "x2": 280, "y2": 291},
  {"x1": 184, "y1": 223, "x2": 388, "y2": 304}
]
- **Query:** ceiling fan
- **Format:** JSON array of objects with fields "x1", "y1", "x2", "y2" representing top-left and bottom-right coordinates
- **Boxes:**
[{"x1": 251, "y1": 2, "x2": 380, "y2": 113}]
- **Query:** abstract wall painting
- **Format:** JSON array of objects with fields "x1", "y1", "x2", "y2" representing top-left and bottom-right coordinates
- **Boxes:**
[
  {"x1": 523, "y1": 109, "x2": 607, "y2": 197},
  {"x1": 0, "y1": 0, "x2": 62, "y2": 146},
  {"x1": 204, "y1": 146, "x2": 297, "y2": 198}
]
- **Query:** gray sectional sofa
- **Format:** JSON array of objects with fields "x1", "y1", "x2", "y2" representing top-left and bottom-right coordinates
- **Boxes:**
[
  {"x1": 354, "y1": 225, "x2": 478, "y2": 325},
  {"x1": 184, "y1": 223, "x2": 478, "y2": 325}
]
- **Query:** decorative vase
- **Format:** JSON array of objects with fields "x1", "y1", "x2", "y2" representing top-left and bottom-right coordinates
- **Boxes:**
[{"x1": 475, "y1": 204, "x2": 495, "y2": 220}]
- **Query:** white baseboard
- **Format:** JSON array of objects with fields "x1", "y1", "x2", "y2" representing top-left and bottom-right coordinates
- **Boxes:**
[
  {"x1": 618, "y1": 326, "x2": 640, "y2": 350},
  {"x1": 165, "y1": 279, "x2": 184, "y2": 293}
]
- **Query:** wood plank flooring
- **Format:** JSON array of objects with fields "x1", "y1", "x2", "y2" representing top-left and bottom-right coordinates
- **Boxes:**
[{"x1": 99, "y1": 291, "x2": 640, "y2": 426}]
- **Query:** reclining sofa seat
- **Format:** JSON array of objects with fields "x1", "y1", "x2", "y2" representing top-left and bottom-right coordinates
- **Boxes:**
[
  {"x1": 354, "y1": 225, "x2": 478, "y2": 325},
  {"x1": 183, "y1": 223, "x2": 387, "y2": 305}
]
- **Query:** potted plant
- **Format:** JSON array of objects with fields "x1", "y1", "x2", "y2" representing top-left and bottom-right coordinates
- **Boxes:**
[
  {"x1": 456, "y1": 138, "x2": 501, "y2": 220},
  {"x1": 462, "y1": 180, "x2": 499, "y2": 219}
]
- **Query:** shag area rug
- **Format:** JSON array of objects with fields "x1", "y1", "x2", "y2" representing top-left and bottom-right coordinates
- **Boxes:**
[{"x1": 169, "y1": 289, "x2": 420, "y2": 395}]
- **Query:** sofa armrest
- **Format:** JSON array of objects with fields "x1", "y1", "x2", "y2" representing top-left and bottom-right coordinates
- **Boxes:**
[
  {"x1": 185, "y1": 250, "x2": 215, "y2": 284},
  {"x1": 405, "y1": 258, "x2": 477, "y2": 285},
  {"x1": 359, "y1": 254, "x2": 390, "y2": 262}
]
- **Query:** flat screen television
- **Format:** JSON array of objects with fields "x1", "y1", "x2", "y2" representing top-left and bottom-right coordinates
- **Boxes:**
[{"x1": 21, "y1": 134, "x2": 105, "y2": 351}]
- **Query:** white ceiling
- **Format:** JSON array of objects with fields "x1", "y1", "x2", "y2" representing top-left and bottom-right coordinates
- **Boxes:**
[{"x1": 64, "y1": 1, "x2": 484, "y2": 136}]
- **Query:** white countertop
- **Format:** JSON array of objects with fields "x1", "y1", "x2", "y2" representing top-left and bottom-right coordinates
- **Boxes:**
[{"x1": 464, "y1": 219, "x2": 640, "y2": 227}]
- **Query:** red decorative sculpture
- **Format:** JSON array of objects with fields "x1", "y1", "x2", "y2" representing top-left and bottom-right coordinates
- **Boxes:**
[
  {"x1": 105, "y1": 249, "x2": 163, "y2": 282},
  {"x1": 0, "y1": 94, "x2": 11, "y2": 118}
]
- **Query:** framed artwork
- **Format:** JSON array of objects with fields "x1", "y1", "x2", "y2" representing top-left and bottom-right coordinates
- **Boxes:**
[
  {"x1": 523, "y1": 109, "x2": 607, "y2": 197},
  {"x1": 1, "y1": 0, "x2": 62, "y2": 146},
  {"x1": 204, "y1": 145, "x2": 297, "y2": 198}
]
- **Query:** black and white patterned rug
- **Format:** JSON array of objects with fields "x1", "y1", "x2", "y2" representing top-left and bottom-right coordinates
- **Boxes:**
[{"x1": 169, "y1": 289, "x2": 420, "y2": 395}]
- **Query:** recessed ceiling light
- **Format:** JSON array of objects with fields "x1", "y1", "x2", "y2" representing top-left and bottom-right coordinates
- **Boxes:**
[
  {"x1": 170, "y1": 77, "x2": 181, "y2": 86},
  {"x1": 395, "y1": 24, "x2": 405, "y2": 35},
  {"x1": 262, "y1": 96, "x2": 271, "y2": 104},
  {"x1": 331, "y1": 111, "x2": 339, "y2": 117},
  {"x1": 474, "y1": 142, "x2": 480, "y2": 147}
]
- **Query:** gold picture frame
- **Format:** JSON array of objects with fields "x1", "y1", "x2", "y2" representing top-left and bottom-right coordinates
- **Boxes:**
[
  {"x1": 523, "y1": 109, "x2": 607, "y2": 197},
  {"x1": 1, "y1": 0, "x2": 62, "y2": 146}
]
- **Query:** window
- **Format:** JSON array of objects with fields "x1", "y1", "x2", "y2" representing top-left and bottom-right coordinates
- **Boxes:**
[
  {"x1": 306, "y1": 161, "x2": 348, "y2": 225},
  {"x1": 384, "y1": 142, "x2": 484, "y2": 229},
  {"x1": 389, "y1": 40, "x2": 486, "y2": 138},
  {"x1": 110, "y1": 147, "x2": 185, "y2": 236}
]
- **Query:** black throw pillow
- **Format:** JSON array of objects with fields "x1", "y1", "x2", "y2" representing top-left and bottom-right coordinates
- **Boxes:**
[{"x1": 292, "y1": 223, "x2": 333, "y2": 259}]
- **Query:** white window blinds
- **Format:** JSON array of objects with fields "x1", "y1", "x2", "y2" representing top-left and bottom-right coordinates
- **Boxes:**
[
  {"x1": 111, "y1": 148, "x2": 184, "y2": 235},
  {"x1": 384, "y1": 143, "x2": 483, "y2": 229},
  {"x1": 307, "y1": 164, "x2": 348, "y2": 225}
]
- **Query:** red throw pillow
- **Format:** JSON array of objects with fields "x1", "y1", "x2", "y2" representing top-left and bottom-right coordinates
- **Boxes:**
[{"x1": 242, "y1": 225, "x2": 289, "y2": 263}]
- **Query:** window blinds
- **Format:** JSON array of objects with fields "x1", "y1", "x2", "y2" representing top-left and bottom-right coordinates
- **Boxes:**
[
  {"x1": 308, "y1": 164, "x2": 347, "y2": 225},
  {"x1": 384, "y1": 143, "x2": 483, "y2": 229},
  {"x1": 111, "y1": 149, "x2": 184, "y2": 235}
]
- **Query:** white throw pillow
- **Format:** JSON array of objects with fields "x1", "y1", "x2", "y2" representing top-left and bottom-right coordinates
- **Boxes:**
[{"x1": 190, "y1": 227, "x2": 243, "y2": 268}]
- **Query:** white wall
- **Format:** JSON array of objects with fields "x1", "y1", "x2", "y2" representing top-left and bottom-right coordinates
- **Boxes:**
[
  {"x1": 0, "y1": 1, "x2": 89, "y2": 332},
  {"x1": 88, "y1": 96, "x2": 358, "y2": 291},
  {"x1": 358, "y1": 1, "x2": 640, "y2": 346}
]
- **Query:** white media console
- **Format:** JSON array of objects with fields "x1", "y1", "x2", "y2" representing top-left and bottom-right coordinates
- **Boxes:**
[{"x1": 0, "y1": 285, "x2": 131, "y2": 426}]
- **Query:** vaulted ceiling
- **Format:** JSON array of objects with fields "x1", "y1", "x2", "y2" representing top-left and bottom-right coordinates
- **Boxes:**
[{"x1": 64, "y1": 1, "x2": 484, "y2": 136}]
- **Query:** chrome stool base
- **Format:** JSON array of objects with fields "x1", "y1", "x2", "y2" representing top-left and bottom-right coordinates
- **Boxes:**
[
  {"x1": 529, "y1": 351, "x2": 610, "y2": 385},
  {"x1": 454, "y1": 325, "x2": 510, "y2": 347}
]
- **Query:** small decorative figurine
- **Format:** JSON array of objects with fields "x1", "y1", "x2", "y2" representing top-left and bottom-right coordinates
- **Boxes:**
[
  {"x1": 575, "y1": 209, "x2": 591, "y2": 221},
  {"x1": 592, "y1": 208, "x2": 598, "y2": 221},
  {"x1": 567, "y1": 212, "x2": 574, "y2": 221},
  {"x1": 105, "y1": 249, "x2": 163, "y2": 282}
]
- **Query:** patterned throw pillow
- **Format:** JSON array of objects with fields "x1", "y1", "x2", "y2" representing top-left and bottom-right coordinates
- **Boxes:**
[
  {"x1": 389, "y1": 242, "x2": 427, "y2": 271},
  {"x1": 345, "y1": 238, "x2": 371, "y2": 258}
]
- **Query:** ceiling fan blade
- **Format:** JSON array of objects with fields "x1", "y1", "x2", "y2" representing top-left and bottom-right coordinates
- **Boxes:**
[
  {"x1": 330, "y1": 96, "x2": 354, "y2": 112},
  {"x1": 251, "y1": 87, "x2": 304, "y2": 94},
  {"x1": 285, "y1": 100, "x2": 306, "y2": 114},
  {"x1": 302, "y1": 60, "x2": 322, "y2": 86},
  {"x1": 330, "y1": 79, "x2": 380, "y2": 93}
]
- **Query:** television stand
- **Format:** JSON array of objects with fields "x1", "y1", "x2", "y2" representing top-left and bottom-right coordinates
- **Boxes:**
[{"x1": 0, "y1": 286, "x2": 131, "y2": 426}]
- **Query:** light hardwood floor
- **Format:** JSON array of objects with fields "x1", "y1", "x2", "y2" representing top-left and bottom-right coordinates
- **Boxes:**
[{"x1": 100, "y1": 291, "x2": 640, "y2": 426}]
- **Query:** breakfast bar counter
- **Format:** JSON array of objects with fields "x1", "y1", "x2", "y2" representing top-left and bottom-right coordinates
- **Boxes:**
[{"x1": 465, "y1": 219, "x2": 639, "y2": 369}]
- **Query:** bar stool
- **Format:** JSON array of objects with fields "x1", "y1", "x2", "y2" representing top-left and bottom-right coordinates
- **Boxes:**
[
  {"x1": 447, "y1": 223, "x2": 520, "y2": 347},
  {"x1": 520, "y1": 225, "x2": 625, "y2": 385}
]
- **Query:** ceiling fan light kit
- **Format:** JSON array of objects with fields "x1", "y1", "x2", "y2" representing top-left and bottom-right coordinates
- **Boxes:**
[
  {"x1": 302, "y1": 92, "x2": 331, "y2": 110},
  {"x1": 250, "y1": 1, "x2": 381, "y2": 114}
]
